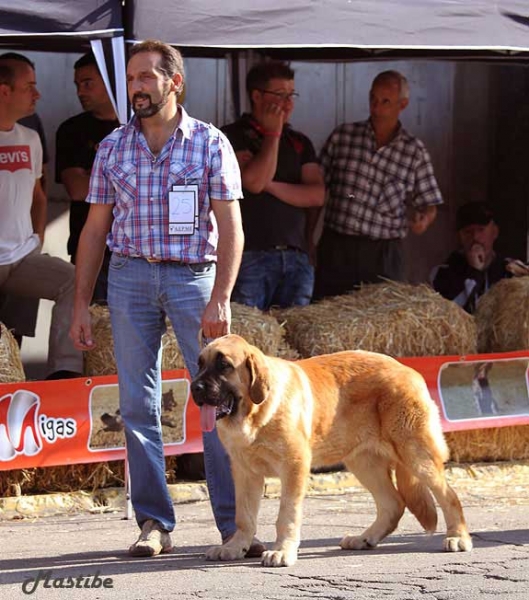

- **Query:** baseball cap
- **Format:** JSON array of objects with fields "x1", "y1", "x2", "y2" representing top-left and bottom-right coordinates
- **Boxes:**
[{"x1": 456, "y1": 202, "x2": 495, "y2": 230}]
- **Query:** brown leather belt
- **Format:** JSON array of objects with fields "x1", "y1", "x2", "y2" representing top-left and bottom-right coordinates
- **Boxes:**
[{"x1": 145, "y1": 257, "x2": 183, "y2": 264}]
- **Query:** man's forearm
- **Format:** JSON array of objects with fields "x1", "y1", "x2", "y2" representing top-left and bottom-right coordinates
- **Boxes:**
[
  {"x1": 265, "y1": 181, "x2": 325, "y2": 207},
  {"x1": 210, "y1": 204, "x2": 244, "y2": 304},
  {"x1": 31, "y1": 182, "x2": 47, "y2": 243},
  {"x1": 74, "y1": 226, "x2": 107, "y2": 309},
  {"x1": 239, "y1": 137, "x2": 280, "y2": 193}
]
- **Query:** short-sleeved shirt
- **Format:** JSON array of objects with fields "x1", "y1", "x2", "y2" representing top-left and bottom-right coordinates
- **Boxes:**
[
  {"x1": 0, "y1": 124, "x2": 42, "y2": 264},
  {"x1": 18, "y1": 113, "x2": 49, "y2": 164},
  {"x1": 222, "y1": 113, "x2": 318, "y2": 253},
  {"x1": 87, "y1": 107, "x2": 242, "y2": 263},
  {"x1": 55, "y1": 112, "x2": 119, "y2": 257},
  {"x1": 320, "y1": 119, "x2": 443, "y2": 240}
]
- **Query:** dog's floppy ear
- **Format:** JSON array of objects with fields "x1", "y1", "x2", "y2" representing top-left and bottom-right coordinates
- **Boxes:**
[{"x1": 246, "y1": 348, "x2": 270, "y2": 404}]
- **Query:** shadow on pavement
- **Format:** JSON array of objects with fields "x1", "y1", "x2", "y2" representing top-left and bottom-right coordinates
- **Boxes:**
[{"x1": 2, "y1": 528, "x2": 527, "y2": 586}]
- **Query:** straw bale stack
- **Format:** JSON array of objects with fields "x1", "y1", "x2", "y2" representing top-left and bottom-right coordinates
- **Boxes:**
[
  {"x1": 276, "y1": 282, "x2": 476, "y2": 358},
  {"x1": 0, "y1": 321, "x2": 25, "y2": 382},
  {"x1": 470, "y1": 278, "x2": 529, "y2": 463},
  {"x1": 84, "y1": 302, "x2": 297, "y2": 376},
  {"x1": 84, "y1": 304, "x2": 185, "y2": 376},
  {"x1": 446, "y1": 426, "x2": 529, "y2": 463},
  {"x1": 0, "y1": 456, "x2": 180, "y2": 498},
  {"x1": 230, "y1": 302, "x2": 299, "y2": 360},
  {"x1": 475, "y1": 277, "x2": 529, "y2": 353}
]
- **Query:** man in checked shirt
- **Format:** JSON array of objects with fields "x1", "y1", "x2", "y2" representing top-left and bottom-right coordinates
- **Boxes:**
[
  {"x1": 313, "y1": 70, "x2": 443, "y2": 300},
  {"x1": 69, "y1": 40, "x2": 262, "y2": 558}
]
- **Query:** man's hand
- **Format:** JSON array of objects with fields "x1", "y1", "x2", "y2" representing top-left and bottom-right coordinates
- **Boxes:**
[
  {"x1": 466, "y1": 242, "x2": 486, "y2": 271},
  {"x1": 506, "y1": 259, "x2": 529, "y2": 277},
  {"x1": 408, "y1": 205, "x2": 437, "y2": 235},
  {"x1": 201, "y1": 298, "x2": 231, "y2": 340},
  {"x1": 69, "y1": 306, "x2": 96, "y2": 351},
  {"x1": 259, "y1": 101, "x2": 284, "y2": 135}
]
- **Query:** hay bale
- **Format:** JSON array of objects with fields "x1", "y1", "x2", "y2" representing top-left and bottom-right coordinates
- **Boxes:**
[
  {"x1": 475, "y1": 278, "x2": 529, "y2": 353},
  {"x1": 84, "y1": 305, "x2": 185, "y2": 376},
  {"x1": 446, "y1": 426, "x2": 529, "y2": 462},
  {"x1": 231, "y1": 302, "x2": 299, "y2": 359},
  {"x1": 276, "y1": 282, "x2": 476, "y2": 358},
  {"x1": 0, "y1": 456, "x2": 180, "y2": 498},
  {"x1": 0, "y1": 321, "x2": 25, "y2": 382},
  {"x1": 84, "y1": 302, "x2": 298, "y2": 376}
]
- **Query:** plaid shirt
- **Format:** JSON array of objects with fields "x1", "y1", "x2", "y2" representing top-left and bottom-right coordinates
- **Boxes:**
[
  {"x1": 320, "y1": 119, "x2": 443, "y2": 240},
  {"x1": 86, "y1": 107, "x2": 242, "y2": 263}
]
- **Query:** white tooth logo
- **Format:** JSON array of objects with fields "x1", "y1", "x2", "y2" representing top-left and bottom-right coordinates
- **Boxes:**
[{"x1": 0, "y1": 390, "x2": 42, "y2": 461}]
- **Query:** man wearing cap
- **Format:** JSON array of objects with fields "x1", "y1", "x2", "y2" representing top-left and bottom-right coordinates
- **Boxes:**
[{"x1": 431, "y1": 201, "x2": 527, "y2": 313}]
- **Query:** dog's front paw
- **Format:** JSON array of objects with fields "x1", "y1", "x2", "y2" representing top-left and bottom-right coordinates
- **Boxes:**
[
  {"x1": 340, "y1": 533, "x2": 378, "y2": 550},
  {"x1": 261, "y1": 548, "x2": 298, "y2": 567},
  {"x1": 205, "y1": 543, "x2": 246, "y2": 561},
  {"x1": 444, "y1": 534, "x2": 473, "y2": 552}
]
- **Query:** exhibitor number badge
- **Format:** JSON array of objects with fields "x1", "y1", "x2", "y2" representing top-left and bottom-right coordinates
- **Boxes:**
[{"x1": 168, "y1": 184, "x2": 199, "y2": 235}]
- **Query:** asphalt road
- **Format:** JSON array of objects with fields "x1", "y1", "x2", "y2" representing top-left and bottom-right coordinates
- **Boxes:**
[{"x1": 1, "y1": 467, "x2": 528, "y2": 600}]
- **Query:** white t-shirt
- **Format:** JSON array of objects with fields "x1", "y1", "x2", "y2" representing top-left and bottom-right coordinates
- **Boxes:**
[{"x1": 0, "y1": 123, "x2": 42, "y2": 265}]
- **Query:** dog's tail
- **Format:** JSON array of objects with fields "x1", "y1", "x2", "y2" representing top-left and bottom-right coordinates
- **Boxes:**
[{"x1": 395, "y1": 464, "x2": 437, "y2": 533}]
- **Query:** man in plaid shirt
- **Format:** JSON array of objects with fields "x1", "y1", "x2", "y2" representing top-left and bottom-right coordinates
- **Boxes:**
[
  {"x1": 69, "y1": 40, "x2": 256, "y2": 558},
  {"x1": 314, "y1": 70, "x2": 443, "y2": 300}
]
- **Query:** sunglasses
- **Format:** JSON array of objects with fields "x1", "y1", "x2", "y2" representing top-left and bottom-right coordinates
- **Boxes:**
[{"x1": 257, "y1": 89, "x2": 299, "y2": 101}]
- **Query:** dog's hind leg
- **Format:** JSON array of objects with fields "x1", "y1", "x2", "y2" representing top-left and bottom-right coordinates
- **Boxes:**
[
  {"x1": 340, "y1": 452, "x2": 405, "y2": 550},
  {"x1": 414, "y1": 463, "x2": 472, "y2": 552}
]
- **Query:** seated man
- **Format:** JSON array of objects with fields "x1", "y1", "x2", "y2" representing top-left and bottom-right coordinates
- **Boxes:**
[
  {"x1": 0, "y1": 53, "x2": 49, "y2": 346},
  {"x1": 0, "y1": 54, "x2": 82, "y2": 379},
  {"x1": 431, "y1": 201, "x2": 528, "y2": 313}
]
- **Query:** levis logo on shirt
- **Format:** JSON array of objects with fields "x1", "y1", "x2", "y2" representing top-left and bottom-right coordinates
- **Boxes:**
[{"x1": 0, "y1": 145, "x2": 31, "y2": 172}]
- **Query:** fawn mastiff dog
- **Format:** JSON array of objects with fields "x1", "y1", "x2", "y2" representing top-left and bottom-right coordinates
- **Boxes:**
[{"x1": 191, "y1": 334, "x2": 472, "y2": 567}]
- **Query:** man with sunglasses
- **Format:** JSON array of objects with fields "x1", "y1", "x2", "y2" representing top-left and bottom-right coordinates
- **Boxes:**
[{"x1": 222, "y1": 61, "x2": 325, "y2": 311}]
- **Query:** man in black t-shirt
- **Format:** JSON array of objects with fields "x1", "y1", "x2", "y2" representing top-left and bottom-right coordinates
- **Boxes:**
[
  {"x1": 222, "y1": 61, "x2": 325, "y2": 310},
  {"x1": 56, "y1": 51, "x2": 119, "y2": 304}
]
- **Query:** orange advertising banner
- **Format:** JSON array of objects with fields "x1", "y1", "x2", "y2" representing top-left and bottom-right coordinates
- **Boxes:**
[
  {"x1": 0, "y1": 370, "x2": 202, "y2": 471},
  {"x1": 0, "y1": 351, "x2": 528, "y2": 471}
]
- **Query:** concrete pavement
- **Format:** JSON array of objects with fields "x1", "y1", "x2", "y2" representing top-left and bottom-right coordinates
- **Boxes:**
[{"x1": 0, "y1": 462, "x2": 528, "y2": 599}]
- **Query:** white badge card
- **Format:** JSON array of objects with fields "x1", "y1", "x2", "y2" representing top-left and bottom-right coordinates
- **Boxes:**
[{"x1": 168, "y1": 184, "x2": 199, "y2": 235}]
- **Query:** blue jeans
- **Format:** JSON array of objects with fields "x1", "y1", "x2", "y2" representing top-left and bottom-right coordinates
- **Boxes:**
[
  {"x1": 231, "y1": 249, "x2": 314, "y2": 310},
  {"x1": 107, "y1": 254, "x2": 235, "y2": 538}
]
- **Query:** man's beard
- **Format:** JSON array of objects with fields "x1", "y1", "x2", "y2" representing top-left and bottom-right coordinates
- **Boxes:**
[{"x1": 132, "y1": 87, "x2": 170, "y2": 118}]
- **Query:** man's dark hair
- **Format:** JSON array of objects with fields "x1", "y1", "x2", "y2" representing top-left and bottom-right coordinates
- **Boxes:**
[
  {"x1": 128, "y1": 39, "x2": 185, "y2": 88},
  {"x1": 0, "y1": 64, "x2": 15, "y2": 87},
  {"x1": 0, "y1": 52, "x2": 35, "y2": 69},
  {"x1": 246, "y1": 61, "x2": 295, "y2": 97},
  {"x1": 74, "y1": 51, "x2": 99, "y2": 71},
  {"x1": 0, "y1": 53, "x2": 36, "y2": 87}
]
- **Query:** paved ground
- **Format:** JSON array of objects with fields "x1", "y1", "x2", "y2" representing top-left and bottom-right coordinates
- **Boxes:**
[{"x1": 1, "y1": 463, "x2": 528, "y2": 599}]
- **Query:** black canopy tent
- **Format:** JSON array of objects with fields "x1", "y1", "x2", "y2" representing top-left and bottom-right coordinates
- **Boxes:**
[
  {"x1": 124, "y1": 0, "x2": 529, "y2": 61},
  {"x1": 0, "y1": 0, "x2": 127, "y2": 123},
  {"x1": 0, "y1": 0, "x2": 122, "y2": 50},
  {"x1": 123, "y1": 0, "x2": 529, "y2": 263}
]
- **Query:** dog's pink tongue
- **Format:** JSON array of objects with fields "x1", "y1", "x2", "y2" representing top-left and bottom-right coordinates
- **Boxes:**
[{"x1": 200, "y1": 405, "x2": 217, "y2": 432}]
